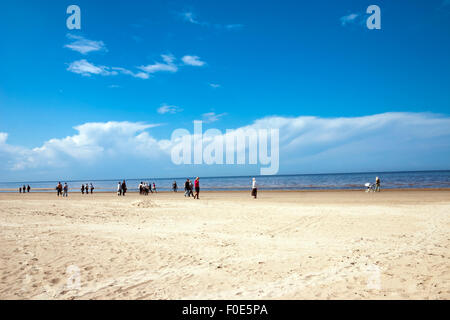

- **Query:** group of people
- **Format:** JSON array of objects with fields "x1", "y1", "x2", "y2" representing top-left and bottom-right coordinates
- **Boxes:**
[
  {"x1": 46, "y1": 176, "x2": 381, "y2": 198},
  {"x1": 184, "y1": 177, "x2": 200, "y2": 199},
  {"x1": 117, "y1": 180, "x2": 128, "y2": 196},
  {"x1": 18, "y1": 185, "x2": 31, "y2": 193},
  {"x1": 81, "y1": 183, "x2": 94, "y2": 194},
  {"x1": 138, "y1": 182, "x2": 157, "y2": 195},
  {"x1": 56, "y1": 182, "x2": 69, "y2": 197}
]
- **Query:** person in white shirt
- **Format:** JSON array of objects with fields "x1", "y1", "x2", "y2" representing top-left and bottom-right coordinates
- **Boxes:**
[{"x1": 251, "y1": 178, "x2": 257, "y2": 199}]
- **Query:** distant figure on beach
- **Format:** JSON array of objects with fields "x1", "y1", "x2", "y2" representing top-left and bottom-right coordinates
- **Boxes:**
[
  {"x1": 117, "y1": 182, "x2": 122, "y2": 196},
  {"x1": 139, "y1": 182, "x2": 150, "y2": 195},
  {"x1": 152, "y1": 182, "x2": 157, "y2": 193},
  {"x1": 56, "y1": 182, "x2": 63, "y2": 197},
  {"x1": 63, "y1": 183, "x2": 68, "y2": 197},
  {"x1": 19, "y1": 187, "x2": 21, "y2": 193},
  {"x1": 184, "y1": 179, "x2": 190, "y2": 197},
  {"x1": 90, "y1": 183, "x2": 94, "y2": 194},
  {"x1": 193, "y1": 177, "x2": 200, "y2": 199},
  {"x1": 22, "y1": 185, "x2": 26, "y2": 193},
  {"x1": 251, "y1": 178, "x2": 257, "y2": 199},
  {"x1": 122, "y1": 180, "x2": 127, "y2": 196},
  {"x1": 27, "y1": 185, "x2": 30, "y2": 193},
  {"x1": 81, "y1": 184, "x2": 85, "y2": 194},
  {"x1": 189, "y1": 180, "x2": 194, "y2": 197},
  {"x1": 172, "y1": 181, "x2": 177, "y2": 192},
  {"x1": 85, "y1": 184, "x2": 89, "y2": 195},
  {"x1": 375, "y1": 177, "x2": 381, "y2": 192}
]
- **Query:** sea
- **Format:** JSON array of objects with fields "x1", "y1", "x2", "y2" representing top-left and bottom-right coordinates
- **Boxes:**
[{"x1": 1, "y1": 170, "x2": 450, "y2": 193}]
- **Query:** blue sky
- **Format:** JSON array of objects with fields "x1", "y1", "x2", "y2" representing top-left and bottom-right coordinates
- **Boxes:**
[{"x1": 0, "y1": 0, "x2": 449, "y2": 181}]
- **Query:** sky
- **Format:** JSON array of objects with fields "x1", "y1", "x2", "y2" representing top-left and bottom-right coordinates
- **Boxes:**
[{"x1": 0, "y1": 0, "x2": 449, "y2": 181}]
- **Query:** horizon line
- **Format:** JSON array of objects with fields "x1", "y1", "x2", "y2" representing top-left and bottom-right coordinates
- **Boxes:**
[{"x1": 1, "y1": 168, "x2": 449, "y2": 184}]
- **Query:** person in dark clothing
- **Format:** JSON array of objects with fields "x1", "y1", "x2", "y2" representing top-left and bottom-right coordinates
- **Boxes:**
[
  {"x1": 19, "y1": 187, "x2": 22, "y2": 193},
  {"x1": 90, "y1": 183, "x2": 94, "y2": 194},
  {"x1": 172, "y1": 181, "x2": 177, "y2": 192},
  {"x1": 22, "y1": 185, "x2": 26, "y2": 193},
  {"x1": 193, "y1": 177, "x2": 200, "y2": 199},
  {"x1": 189, "y1": 180, "x2": 194, "y2": 197},
  {"x1": 27, "y1": 185, "x2": 30, "y2": 193},
  {"x1": 81, "y1": 184, "x2": 85, "y2": 194},
  {"x1": 121, "y1": 180, "x2": 127, "y2": 196},
  {"x1": 63, "y1": 183, "x2": 68, "y2": 197},
  {"x1": 56, "y1": 182, "x2": 63, "y2": 197},
  {"x1": 184, "y1": 179, "x2": 190, "y2": 197},
  {"x1": 251, "y1": 178, "x2": 257, "y2": 199}
]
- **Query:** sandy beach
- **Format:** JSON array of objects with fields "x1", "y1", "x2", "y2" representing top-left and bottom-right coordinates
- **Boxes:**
[{"x1": 0, "y1": 189, "x2": 449, "y2": 300}]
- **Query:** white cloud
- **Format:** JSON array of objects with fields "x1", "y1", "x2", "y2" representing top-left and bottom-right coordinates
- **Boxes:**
[
  {"x1": 340, "y1": 13, "x2": 359, "y2": 26},
  {"x1": 209, "y1": 83, "x2": 221, "y2": 88},
  {"x1": 0, "y1": 122, "x2": 163, "y2": 172},
  {"x1": 138, "y1": 54, "x2": 178, "y2": 74},
  {"x1": 182, "y1": 12, "x2": 201, "y2": 25},
  {"x1": 68, "y1": 54, "x2": 204, "y2": 79},
  {"x1": 67, "y1": 59, "x2": 117, "y2": 77},
  {"x1": 112, "y1": 67, "x2": 150, "y2": 79},
  {"x1": 64, "y1": 34, "x2": 107, "y2": 55},
  {"x1": 157, "y1": 105, "x2": 182, "y2": 114},
  {"x1": 225, "y1": 24, "x2": 244, "y2": 30},
  {"x1": 180, "y1": 11, "x2": 243, "y2": 30},
  {"x1": 1, "y1": 113, "x2": 449, "y2": 179},
  {"x1": 202, "y1": 112, "x2": 227, "y2": 123},
  {"x1": 67, "y1": 60, "x2": 150, "y2": 79},
  {"x1": 182, "y1": 55, "x2": 206, "y2": 67}
]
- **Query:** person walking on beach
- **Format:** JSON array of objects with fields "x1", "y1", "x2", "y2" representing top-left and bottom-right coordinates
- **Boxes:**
[
  {"x1": 189, "y1": 180, "x2": 194, "y2": 197},
  {"x1": 117, "y1": 182, "x2": 122, "y2": 196},
  {"x1": 81, "y1": 184, "x2": 85, "y2": 194},
  {"x1": 27, "y1": 185, "x2": 30, "y2": 193},
  {"x1": 90, "y1": 183, "x2": 94, "y2": 194},
  {"x1": 152, "y1": 182, "x2": 157, "y2": 193},
  {"x1": 139, "y1": 182, "x2": 143, "y2": 195},
  {"x1": 57, "y1": 182, "x2": 63, "y2": 197},
  {"x1": 121, "y1": 180, "x2": 127, "y2": 196},
  {"x1": 63, "y1": 183, "x2": 68, "y2": 197},
  {"x1": 251, "y1": 178, "x2": 257, "y2": 199},
  {"x1": 375, "y1": 177, "x2": 381, "y2": 192},
  {"x1": 22, "y1": 185, "x2": 26, "y2": 193},
  {"x1": 184, "y1": 179, "x2": 190, "y2": 197},
  {"x1": 193, "y1": 177, "x2": 200, "y2": 199},
  {"x1": 19, "y1": 187, "x2": 22, "y2": 193},
  {"x1": 172, "y1": 181, "x2": 177, "y2": 192},
  {"x1": 85, "y1": 184, "x2": 89, "y2": 195}
]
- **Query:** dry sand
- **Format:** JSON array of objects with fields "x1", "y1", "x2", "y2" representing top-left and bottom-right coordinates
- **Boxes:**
[{"x1": 0, "y1": 190, "x2": 449, "y2": 300}]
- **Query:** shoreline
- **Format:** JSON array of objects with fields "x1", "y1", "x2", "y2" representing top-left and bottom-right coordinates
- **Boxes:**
[{"x1": 2, "y1": 187, "x2": 450, "y2": 193}]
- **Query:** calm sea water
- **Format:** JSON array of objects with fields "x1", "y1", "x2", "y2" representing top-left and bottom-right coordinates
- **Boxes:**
[{"x1": 1, "y1": 171, "x2": 450, "y2": 193}]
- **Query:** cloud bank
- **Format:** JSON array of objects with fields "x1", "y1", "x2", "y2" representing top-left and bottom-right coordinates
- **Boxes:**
[{"x1": 1, "y1": 113, "x2": 449, "y2": 180}]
